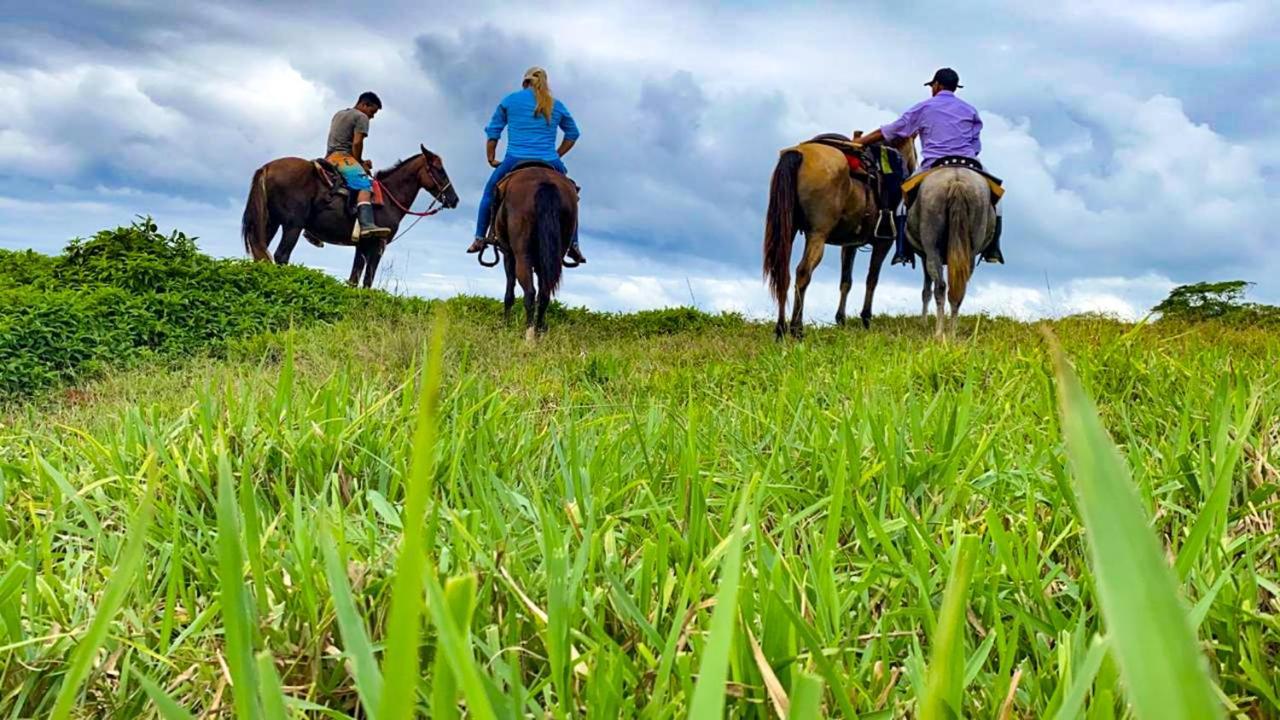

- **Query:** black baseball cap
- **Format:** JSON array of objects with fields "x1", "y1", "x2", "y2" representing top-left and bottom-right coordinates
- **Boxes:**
[{"x1": 925, "y1": 68, "x2": 963, "y2": 89}]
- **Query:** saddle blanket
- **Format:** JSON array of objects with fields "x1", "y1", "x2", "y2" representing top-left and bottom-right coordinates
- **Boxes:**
[{"x1": 901, "y1": 163, "x2": 1004, "y2": 205}]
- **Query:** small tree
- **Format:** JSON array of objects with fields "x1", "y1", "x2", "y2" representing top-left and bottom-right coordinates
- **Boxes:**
[{"x1": 1153, "y1": 281, "x2": 1252, "y2": 320}]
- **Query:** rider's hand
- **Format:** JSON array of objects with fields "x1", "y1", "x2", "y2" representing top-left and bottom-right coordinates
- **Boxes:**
[
  {"x1": 488, "y1": 158, "x2": 500, "y2": 169},
  {"x1": 362, "y1": 160, "x2": 373, "y2": 171}
]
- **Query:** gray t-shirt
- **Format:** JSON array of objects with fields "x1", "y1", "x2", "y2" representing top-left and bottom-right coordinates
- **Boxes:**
[{"x1": 326, "y1": 108, "x2": 370, "y2": 156}]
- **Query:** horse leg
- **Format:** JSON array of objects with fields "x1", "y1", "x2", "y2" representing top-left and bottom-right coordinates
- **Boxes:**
[
  {"x1": 516, "y1": 257, "x2": 536, "y2": 342},
  {"x1": 859, "y1": 239, "x2": 891, "y2": 329},
  {"x1": 789, "y1": 232, "x2": 827, "y2": 339},
  {"x1": 926, "y1": 253, "x2": 947, "y2": 340},
  {"x1": 835, "y1": 245, "x2": 855, "y2": 327},
  {"x1": 535, "y1": 275, "x2": 552, "y2": 336},
  {"x1": 362, "y1": 240, "x2": 385, "y2": 289},
  {"x1": 921, "y1": 269, "x2": 933, "y2": 326},
  {"x1": 274, "y1": 227, "x2": 302, "y2": 265},
  {"x1": 348, "y1": 246, "x2": 367, "y2": 287},
  {"x1": 503, "y1": 252, "x2": 517, "y2": 325}
]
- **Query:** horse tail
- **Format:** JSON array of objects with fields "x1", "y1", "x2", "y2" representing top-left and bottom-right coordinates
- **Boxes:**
[
  {"x1": 945, "y1": 180, "x2": 975, "y2": 307},
  {"x1": 242, "y1": 165, "x2": 271, "y2": 261},
  {"x1": 763, "y1": 149, "x2": 806, "y2": 309},
  {"x1": 532, "y1": 182, "x2": 564, "y2": 295}
]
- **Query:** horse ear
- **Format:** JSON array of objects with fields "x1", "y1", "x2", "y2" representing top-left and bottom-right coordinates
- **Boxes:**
[{"x1": 420, "y1": 144, "x2": 432, "y2": 159}]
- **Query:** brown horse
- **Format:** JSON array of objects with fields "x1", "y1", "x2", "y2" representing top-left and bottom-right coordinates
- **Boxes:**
[
  {"x1": 492, "y1": 167, "x2": 578, "y2": 340},
  {"x1": 762, "y1": 136, "x2": 917, "y2": 339},
  {"x1": 241, "y1": 145, "x2": 459, "y2": 288}
]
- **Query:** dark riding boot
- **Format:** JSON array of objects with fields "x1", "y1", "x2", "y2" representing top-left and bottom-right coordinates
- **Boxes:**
[
  {"x1": 565, "y1": 222, "x2": 586, "y2": 265},
  {"x1": 466, "y1": 236, "x2": 487, "y2": 254},
  {"x1": 981, "y1": 217, "x2": 1005, "y2": 264},
  {"x1": 890, "y1": 211, "x2": 914, "y2": 267},
  {"x1": 357, "y1": 203, "x2": 390, "y2": 238}
]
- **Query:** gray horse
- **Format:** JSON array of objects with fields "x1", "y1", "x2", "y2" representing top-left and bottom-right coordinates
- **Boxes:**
[{"x1": 907, "y1": 168, "x2": 997, "y2": 338}]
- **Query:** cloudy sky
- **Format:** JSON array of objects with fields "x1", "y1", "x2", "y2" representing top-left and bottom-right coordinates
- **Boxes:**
[{"x1": 3, "y1": 1, "x2": 1278, "y2": 321}]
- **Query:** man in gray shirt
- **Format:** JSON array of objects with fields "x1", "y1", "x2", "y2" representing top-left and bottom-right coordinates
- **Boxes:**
[{"x1": 326, "y1": 92, "x2": 389, "y2": 238}]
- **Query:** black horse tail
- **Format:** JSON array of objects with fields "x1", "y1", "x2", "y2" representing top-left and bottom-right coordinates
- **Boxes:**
[
  {"x1": 241, "y1": 165, "x2": 272, "y2": 262},
  {"x1": 946, "y1": 180, "x2": 975, "y2": 308},
  {"x1": 533, "y1": 182, "x2": 564, "y2": 295},
  {"x1": 763, "y1": 149, "x2": 806, "y2": 310}
]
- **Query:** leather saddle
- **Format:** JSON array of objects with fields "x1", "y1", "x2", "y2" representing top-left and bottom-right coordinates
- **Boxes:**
[
  {"x1": 802, "y1": 134, "x2": 905, "y2": 239},
  {"x1": 901, "y1": 155, "x2": 1005, "y2": 208}
]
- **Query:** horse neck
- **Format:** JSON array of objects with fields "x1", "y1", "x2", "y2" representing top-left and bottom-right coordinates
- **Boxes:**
[{"x1": 380, "y1": 159, "x2": 422, "y2": 221}]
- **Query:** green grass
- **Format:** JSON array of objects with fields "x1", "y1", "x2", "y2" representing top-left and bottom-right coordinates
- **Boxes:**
[{"x1": 1, "y1": 296, "x2": 1277, "y2": 718}]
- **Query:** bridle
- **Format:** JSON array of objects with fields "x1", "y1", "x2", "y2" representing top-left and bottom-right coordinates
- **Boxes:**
[{"x1": 377, "y1": 157, "x2": 452, "y2": 218}]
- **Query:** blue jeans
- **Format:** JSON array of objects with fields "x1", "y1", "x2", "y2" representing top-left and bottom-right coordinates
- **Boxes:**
[{"x1": 474, "y1": 156, "x2": 577, "y2": 246}]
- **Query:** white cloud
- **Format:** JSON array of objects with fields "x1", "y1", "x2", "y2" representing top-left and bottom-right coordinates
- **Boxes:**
[{"x1": 1, "y1": 0, "x2": 1277, "y2": 316}]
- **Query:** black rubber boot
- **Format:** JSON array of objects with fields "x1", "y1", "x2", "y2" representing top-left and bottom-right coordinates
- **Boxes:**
[
  {"x1": 357, "y1": 203, "x2": 390, "y2": 238},
  {"x1": 566, "y1": 241, "x2": 586, "y2": 265},
  {"x1": 981, "y1": 217, "x2": 1004, "y2": 264}
]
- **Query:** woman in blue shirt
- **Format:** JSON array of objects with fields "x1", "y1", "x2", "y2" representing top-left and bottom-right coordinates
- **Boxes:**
[{"x1": 468, "y1": 67, "x2": 585, "y2": 264}]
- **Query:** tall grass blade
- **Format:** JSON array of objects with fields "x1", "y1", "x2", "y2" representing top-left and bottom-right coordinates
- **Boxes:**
[
  {"x1": 133, "y1": 670, "x2": 197, "y2": 720},
  {"x1": 920, "y1": 533, "x2": 979, "y2": 720},
  {"x1": 1048, "y1": 338, "x2": 1222, "y2": 720},
  {"x1": 319, "y1": 522, "x2": 383, "y2": 717},
  {"x1": 217, "y1": 450, "x2": 262, "y2": 720},
  {"x1": 688, "y1": 479, "x2": 753, "y2": 719},
  {"x1": 49, "y1": 484, "x2": 155, "y2": 720},
  {"x1": 379, "y1": 317, "x2": 452, "y2": 720}
]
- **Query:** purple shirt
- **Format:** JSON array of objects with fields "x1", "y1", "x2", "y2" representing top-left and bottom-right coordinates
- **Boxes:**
[{"x1": 880, "y1": 91, "x2": 982, "y2": 169}]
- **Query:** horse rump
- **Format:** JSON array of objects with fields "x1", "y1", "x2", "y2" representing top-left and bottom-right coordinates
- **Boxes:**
[
  {"x1": 763, "y1": 150, "x2": 806, "y2": 308},
  {"x1": 532, "y1": 182, "x2": 564, "y2": 295}
]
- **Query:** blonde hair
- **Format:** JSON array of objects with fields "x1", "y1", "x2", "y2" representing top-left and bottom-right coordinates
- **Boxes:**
[{"x1": 523, "y1": 67, "x2": 554, "y2": 125}]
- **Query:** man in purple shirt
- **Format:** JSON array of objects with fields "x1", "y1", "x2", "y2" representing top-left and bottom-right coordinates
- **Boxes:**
[{"x1": 856, "y1": 68, "x2": 1003, "y2": 265}]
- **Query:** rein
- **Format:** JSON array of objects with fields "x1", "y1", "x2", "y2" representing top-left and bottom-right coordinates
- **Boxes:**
[{"x1": 377, "y1": 178, "x2": 450, "y2": 218}]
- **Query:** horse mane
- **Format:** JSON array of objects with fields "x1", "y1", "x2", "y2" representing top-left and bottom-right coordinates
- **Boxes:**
[{"x1": 375, "y1": 154, "x2": 421, "y2": 180}]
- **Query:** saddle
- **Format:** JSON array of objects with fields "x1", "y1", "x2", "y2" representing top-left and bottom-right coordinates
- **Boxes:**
[
  {"x1": 901, "y1": 155, "x2": 1005, "y2": 208},
  {"x1": 801, "y1": 134, "x2": 906, "y2": 239},
  {"x1": 306, "y1": 159, "x2": 386, "y2": 247}
]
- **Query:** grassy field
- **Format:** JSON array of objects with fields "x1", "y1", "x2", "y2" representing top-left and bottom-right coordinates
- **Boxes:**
[{"x1": 1, "y1": 295, "x2": 1277, "y2": 718}]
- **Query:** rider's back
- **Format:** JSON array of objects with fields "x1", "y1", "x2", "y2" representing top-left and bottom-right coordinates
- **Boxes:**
[{"x1": 487, "y1": 88, "x2": 579, "y2": 162}]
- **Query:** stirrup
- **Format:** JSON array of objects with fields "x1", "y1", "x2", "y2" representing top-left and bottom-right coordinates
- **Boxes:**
[{"x1": 477, "y1": 240, "x2": 501, "y2": 267}]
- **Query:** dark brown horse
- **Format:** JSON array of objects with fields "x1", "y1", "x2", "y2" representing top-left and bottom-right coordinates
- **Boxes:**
[
  {"x1": 492, "y1": 167, "x2": 578, "y2": 340},
  {"x1": 241, "y1": 145, "x2": 459, "y2": 288}
]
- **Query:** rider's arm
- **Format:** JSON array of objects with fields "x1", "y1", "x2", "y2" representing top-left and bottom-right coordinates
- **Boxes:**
[
  {"x1": 854, "y1": 129, "x2": 885, "y2": 146},
  {"x1": 352, "y1": 132, "x2": 367, "y2": 164},
  {"x1": 557, "y1": 103, "x2": 580, "y2": 158},
  {"x1": 879, "y1": 101, "x2": 925, "y2": 145},
  {"x1": 484, "y1": 99, "x2": 509, "y2": 167}
]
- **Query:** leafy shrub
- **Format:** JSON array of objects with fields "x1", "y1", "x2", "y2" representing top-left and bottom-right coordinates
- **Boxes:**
[{"x1": 0, "y1": 218, "x2": 370, "y2": 398}]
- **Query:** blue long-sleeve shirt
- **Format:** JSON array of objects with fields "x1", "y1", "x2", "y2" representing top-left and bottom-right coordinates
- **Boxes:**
[{"x1": 484, "y1": 87, "x2": 580, "y2": 162}]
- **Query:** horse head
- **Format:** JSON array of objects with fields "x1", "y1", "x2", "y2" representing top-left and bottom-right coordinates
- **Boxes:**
[{"x1": 417, "y1": 144, "x2": 459, "y2": 209}]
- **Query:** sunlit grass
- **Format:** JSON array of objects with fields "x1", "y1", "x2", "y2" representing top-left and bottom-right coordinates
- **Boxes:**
[{"x1": 1, "y1": 299, "x2": 1277, "y2": 717}]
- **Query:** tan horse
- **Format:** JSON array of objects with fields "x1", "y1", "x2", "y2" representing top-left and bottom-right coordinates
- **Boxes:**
[{"x1": 762, "y1": 136, "x2": 917, "y2": 339}]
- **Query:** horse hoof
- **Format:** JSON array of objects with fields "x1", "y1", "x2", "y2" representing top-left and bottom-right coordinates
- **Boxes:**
[
  {"x1": 525, "y1": 327, "x2": 538, "y2": 343},
  {"x1": 774, "y1": 322, "x2": 787, "y2": 341},
  {"x1": 790, "y1": 326, "x2": 805, "y2": 341},
  {"x1": 835, "y1": 314, "x2": 846, "y2": 327},
  {"x1": 861, "y1": 316, "x2": 871, "y2": 330}
]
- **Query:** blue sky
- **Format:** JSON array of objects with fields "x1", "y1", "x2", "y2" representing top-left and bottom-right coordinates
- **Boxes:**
[{"x1": 2, "y1": 0, "x2": 1278, "y2": 320}]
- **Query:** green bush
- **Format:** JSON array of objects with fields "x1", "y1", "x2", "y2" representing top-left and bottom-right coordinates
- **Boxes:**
[{"x1": 0, "y1": 218, "x2": 368, "y2": 398}]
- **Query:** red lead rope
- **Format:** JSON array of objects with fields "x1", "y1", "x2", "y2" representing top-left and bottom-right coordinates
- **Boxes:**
[{"x1": 375, "y1": 179, "x2": 450, "y2": 217}]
